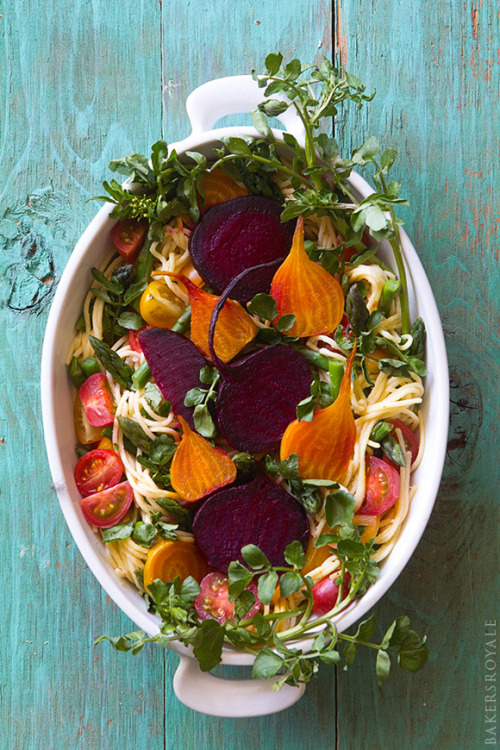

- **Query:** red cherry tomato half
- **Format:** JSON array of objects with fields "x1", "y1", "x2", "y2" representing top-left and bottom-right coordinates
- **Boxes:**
[
  {"x1": 194, "y1": 572, "x2": 260, "y2": 625},
  {"x1": 389, "y1": 419, "x2": 419, "y2": 466},
  {"x1": 360, "y1": 456, "x2": 400, "y2": 516},
  {"x1": 128, "y1": 325, "x2": 153, "y2": 354},
  {"x1": 312, "y1": 572, "x2": 351, "y2": 617},
  {"x1": 74, "y1": 449, "x2": 124, "y2": 497},
  {"x1": 79, "y1": 373, "x2": 114, "y2": 427},
  {"x1": 111, "y1": 218, "x2": 148, "y2": 262},
  {"x1": 80, "y1": 480, "x2": 134, "y2": 528}
]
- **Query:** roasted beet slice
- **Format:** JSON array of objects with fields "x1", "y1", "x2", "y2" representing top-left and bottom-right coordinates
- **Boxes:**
[
  {"x1": 216, "y1": 346, "x2": 312, "y2": 452},
  {"x1": 188, "y1": 196, "x2": 295, "y2": 303},
  {"x1": 192, "y1": 473, "x2": 310, "y2": 571},
  {"x1": 139, "y1": 328, "x2": 207, "y2": 428}
]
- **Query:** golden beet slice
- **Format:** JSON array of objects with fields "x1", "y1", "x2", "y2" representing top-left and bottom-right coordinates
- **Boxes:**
[
  {"x1": 280, "y1": 346, "x2": 357, "y2": 481},
  {"x1": 270, "y1": 216, "x2": 344, "y2": 337},
  {"x1": 170, "y1": 416, "x2": 237, "y2": 502}
]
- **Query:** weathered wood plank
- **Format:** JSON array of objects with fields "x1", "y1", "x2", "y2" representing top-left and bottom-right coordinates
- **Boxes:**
[
  {"x1": 0, "y1": 2, "x2": 166, "y2": 749},
  {"x1": 335, "y1": 1, "x2": 499, "y2": 747}
]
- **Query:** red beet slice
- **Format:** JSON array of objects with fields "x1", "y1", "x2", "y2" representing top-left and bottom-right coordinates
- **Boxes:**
[
  {"x1": 188, "y1": 196, "x2": 295, "y2": 303},
  {"x1": 217, "y1": 346, "x2": 312, "y2": 452},
  {"x1": 139, "y1": 328, "x2": 207, "y2": 428},
  {"x1": 192, "y1": 473, "x2": 310, "y2": 571}
]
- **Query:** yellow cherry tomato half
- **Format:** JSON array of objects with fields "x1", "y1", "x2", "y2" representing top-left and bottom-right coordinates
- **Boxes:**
[
  {"x1": 74, "y1": 393, "x2": 102, "y2": 445},
  {"x1": 97, "y1": 437, "x2": 115, "y2": 451},
  {"x1": 139, "y1": 280, "x2": 185, "y2": 329},
  {"x1": 143, "y1": 540, "x2": 209, "y2": 588}
]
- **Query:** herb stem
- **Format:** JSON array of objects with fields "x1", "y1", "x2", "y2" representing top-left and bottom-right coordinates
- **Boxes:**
[{"x1": 372, "y1": 159, "x2": 410, "y2": 334}]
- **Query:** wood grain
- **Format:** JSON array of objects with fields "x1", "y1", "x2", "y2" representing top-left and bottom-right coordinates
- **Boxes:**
[{"x1": 335, "y1": 1, "x2": 499, "y2": 748}]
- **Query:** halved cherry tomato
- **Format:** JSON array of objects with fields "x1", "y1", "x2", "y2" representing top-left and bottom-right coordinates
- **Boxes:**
[
  {"x1": 74, "y1": 449, "x2": 124, "y2": 497},
  {"x1": 79, "y1": 373, "x2": 115, "y2": 427},
  {"x1": 139, "y1": 280, "x2": 185, "y2": 328},
  {"x1": 128, "y1": 325, "x2": 153, "y2": 353},
  {"x1": 194, "y1": 572, "x2": 260, "y2": 625},
  {"x1": 389, "y1": 419, "x2": 419, "y2": 466},
  {"x1": 312, "y1": 572, "x2": 351, "y2": 616},
  {"x1": 74, "y1": 393, "x2": 103, "y2": 444},
  {"x1": 111, "y1": 218, "x2": 148, "y2": 263},
  {"x1": 80, "y1": 480, "x2": 134, "y2": 528},
  {"x1": 199, "y1": 169, "x2": 248, "y2": 214},
  {"x1": 360, "y1": 456, "x2": 400, "y2": 516},
  {"x1": 144, "y1": 540, "x2": 209, "y2": 588}
]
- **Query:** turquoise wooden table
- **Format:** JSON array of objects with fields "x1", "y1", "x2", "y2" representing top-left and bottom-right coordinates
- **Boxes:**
[{"x1": 1, "y1": 1, "x2": 498, "y2": 747}]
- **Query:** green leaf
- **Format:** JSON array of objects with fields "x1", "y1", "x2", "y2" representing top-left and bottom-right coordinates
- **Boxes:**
[
  {"x1": 279, "y1": 571, "x2": 303, "y2": 598},
  {"x1": 156, "y1": 497, "x2": 193, "y2": 530},
  {"x1": 117, "y1": 417, "x2": 151, "y2": 453},
  {"x1": 91, "y1": 267, "x2": 123, "y2": 295},
  {"x1": 184, "y1": 387, "x2": 207, "y2": 407},
  {"x1": 199, "y1": 365, "x2": 216, "y2": 385},
  {"x1": 251, "y1": 107, "x2": 273, "y2": 139},
  {"x1": 192, "y1": 404, "x2": 217, "y2": 438},
  {"x1": 388, "y1": 615, "x2": 410, "y2": 646},
  {"x1": 380, "y1": 147, "x2": 397, "y2": 173},
  {"x1": 325, "y1": 490, "x2": 356, "y2": 528},
  {"x1": 242, "y1": 545, "x2": 271, "y2": 570},
  {"x1": 123, "y1": 280, "x2": 148, "y2": 305},
  {"x1": 343, "y1": 642, "x2": 357, "y2": 669},
  {"x1": 376, "y1": 649, "x2": 391, "y2": 685},
  {"x1": 234, "y1": 589, "x2": 257, "y2": 619},
  {"x1": 143, "y1": 382, "x2": 162, "y2": 412},
  {"x1": 247, "y1": 292, "x2": 278, "y2": 321},
  {"x1": 276, "y1": 314, "x2": 296, "y2": 332},
  {"x1": 252, "y1": 647, "x2": 284, "y2": 679},
  {"x1": 193, "y1": 620, "x2": 225, "y2": 672},
  {"x1": 351, "y1": 136, "x2": 381, "y2": 165},
  {"x1": 284, "y1": 541, "x2": 307, "y2": 570},
  {"x1": 132, "y1": 522, "x2": 157, "y2": 548},
  {"x1": 265, "y1": 52, "x2": 283, "y2": 75},
  {"x1": 89, "y1": 336, "x2": 134, "y2": 389},
  {"x1": 227, "y1": 561, "x2": 254, "y2": 601},
  {"x1": 149, "y1": 434, "x2": 177, "y2": 465},
  {"x1": 257, "y1": 570, "x2": 279, "y2": 605},
  {"x1": 220, "y1": 136, "x2": 253, "y2": 157},
  {"x1": 398, "y1": 641, "x2": 429, "y2": 673},
  {"x1": 284, "y1": 58, "x2": 301, "y2": 81},
  {"x1": 117, "y1": 311, "x2": 144, "y2": 330},
  {"x1": 296, "y1": 394, "x2": 315, "y2": 422},
  {"x1": 353, "y1": 613, "x2": 378, "y2": 642},
  {"x1": 102, "y1": 519, "x2": 134, "y2": 543}
]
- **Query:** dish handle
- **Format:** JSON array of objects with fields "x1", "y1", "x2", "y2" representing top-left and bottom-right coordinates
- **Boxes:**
[
  {"x1": 185, "y1": 75, "x2": 306, "y2": 141},
  {"x1": 173, "y1": 654, "x2": 306, "y2": 717}
]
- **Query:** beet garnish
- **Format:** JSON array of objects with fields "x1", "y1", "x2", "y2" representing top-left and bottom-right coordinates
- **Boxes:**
[
  {"x1": 270, "y1": 215, "x2": 345, "y2": 337},
  {"x1": 280, "y1": 345, "x2": 357, "y2": 481},
  {"x1": 192, "y1": 473, "x2": 310, "y2": 572},
  {"x1": 170, "y1": 415, "x2": 236, "y2": 502},
  {"x1": 217, "y1": 346, "x2": 312, "y2": 452},
  {"x1": 138, "y1": 327, "x2": 208, "y2": 429},
  {"x1": 203, "y1": 263, "x2": 312, "y2": 452},
  {"x1": 164, "y1": 273, "x2": 257, "y2": 363},
  {"x1": 188, "y1": 196, "x2": 296, "y2": 303}
]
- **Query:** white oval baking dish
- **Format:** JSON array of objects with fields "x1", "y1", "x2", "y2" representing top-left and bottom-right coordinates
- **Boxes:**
[{"x1": 41, "y1": 75, "x2": 449, "y2": 718}]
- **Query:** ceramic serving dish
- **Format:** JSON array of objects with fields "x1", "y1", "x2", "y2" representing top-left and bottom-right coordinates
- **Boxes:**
[{"x1": 41, "y1": 75, "x2": 449, "y2": 717}]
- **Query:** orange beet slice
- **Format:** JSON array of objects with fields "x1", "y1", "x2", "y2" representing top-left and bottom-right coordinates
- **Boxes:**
[
  {"x1": 280, "y1": 346, "x2": 357, "y2": 481},
  {"x1": 270, "y1": 216, "x2": 344, "y2": 337},
  {"x1": 170, "y1": 416, "x2": 236, "y2": 502},
  {"x1": 188, "y1": 196, "x2": 295, "y2": 303},
  {"x1": 165, "y1": 273, "x2": 257, "y2": 362},
  {"x1": 199, "y1": 169, "x2": 248, "y2": 214}
]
